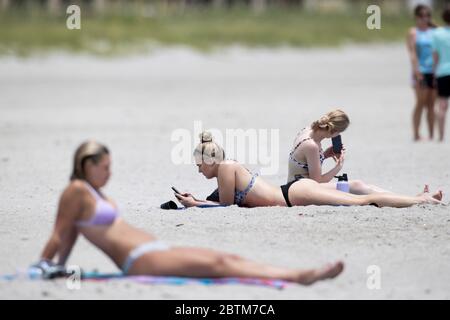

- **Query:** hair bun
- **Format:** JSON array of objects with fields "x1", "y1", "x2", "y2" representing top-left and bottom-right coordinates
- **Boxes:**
[
  {"x1": 311, "y1": 109, "x2": 349, "y2": 133},
  {"x1": 199, "y1": 131, "x2": 213, "y2": 143},
  {"x1": 320, "y1": 115, "x2": 330, "y2": 124}
]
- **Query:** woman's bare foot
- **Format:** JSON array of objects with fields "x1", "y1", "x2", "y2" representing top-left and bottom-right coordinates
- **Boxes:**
[
  {"x1": 417, "y1": 185, "x2": 443, "y2": 202},
  {"x1": 414, "y1": 136, "x2": 429, "y2": 142},
  {"x1": 418, "y1": 192, "x2": 444, "y2": 205},
  {"x1": 294, "y1": 261, "x2": 344, "y2": 285},
  {"x1": 417, "y1": 184, "x2": 430, "y2": 196},
  {"x1": 432, "y1": 190, "x2": 443, "y2": 201}
]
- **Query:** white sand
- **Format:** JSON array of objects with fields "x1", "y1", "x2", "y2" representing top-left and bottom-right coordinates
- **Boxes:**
[{"x1": 0, "y1": 44, "x2": 449, "y2": 299}]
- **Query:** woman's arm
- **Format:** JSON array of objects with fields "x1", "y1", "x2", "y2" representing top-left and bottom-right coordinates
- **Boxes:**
[
  {"x1": 320, "y1": 154, "x2": 344, "y2": 183},
  {"x1": 304, "y1": 143, "x2": 343, "y2": 183},
  {"x1": 406, "y1": 28, "x2": 421, "y2": 79},
  {"x1": 431, "y1": 29, "x2": 439, "y2": 74},
  {"x1": 56, "y1": 226, "x2": 79, "y2": 266},
  {"x1": 40, "y1": 183, "x2": 83, "y2": 265},
  {"x1": 175, "y1": 193, "x2": 220, "y2": 207},
  {"x1": 433, "y1": 51, "x2": 439, "y2": 74},
  {"x1": 217, "y1": 163, "x2": 237, "y2": 206}
]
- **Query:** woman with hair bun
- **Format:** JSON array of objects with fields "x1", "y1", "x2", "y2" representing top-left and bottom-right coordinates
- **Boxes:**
[
  {"x1": 287, "y1": 109, "x2": 390, "y2": 195},
  {"x1": 175, "y1": 131, "x2": 443, "y2": 209}
]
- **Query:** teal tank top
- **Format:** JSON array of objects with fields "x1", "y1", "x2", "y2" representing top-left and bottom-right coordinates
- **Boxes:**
[{"x1": 415, "y1": 28, "x2": 434, "y2": 74}]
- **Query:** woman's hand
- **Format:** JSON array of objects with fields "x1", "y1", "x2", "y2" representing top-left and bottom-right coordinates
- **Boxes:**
[
  {"x1": 414, "y1": 69, "x2": 424, "y2": 83},
  {"x1": 31, "y1": 259, "x2": 57, "y2": 271},
  {"x1": 323, "y1": 146, "x2": 334, "y2": 159},
  {"x1": 325, "y1": 144, "x2": 346, "y2": 160},
  {"x1": 30, "y1": 259, "x2": 67, "y2": 279},
  {"x1": 175, "y1": 193, "x2": 198, "y2": 207},
  {"x1": 333, "y1": 149, "x2": 345, "y2": 170}
]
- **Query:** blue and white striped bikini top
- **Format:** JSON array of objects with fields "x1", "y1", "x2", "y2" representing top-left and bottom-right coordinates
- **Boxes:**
[{"x1": 234, "y1": 171, "x2": 259, "y2": 206}]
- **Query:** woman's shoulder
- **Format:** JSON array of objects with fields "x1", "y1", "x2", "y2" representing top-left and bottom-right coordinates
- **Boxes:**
[
  {"x1": 433, "y1": 27, "x2": 449, "y2": 36},
  {"x1": 219, "y1": 160, "x2": 239, "y2": 171},
  {"x1": 55, "y1": 180, "x2": 90, "y2": 215},
  {"x1": 219, "y1": 160, "x2": 253, "y2": 176},
  {"x1": 296, "y1": 138, "x2": 319, "y2": 152},
  {"x1": 62, "y1": 179, "x2": 89, "y2": 198}
]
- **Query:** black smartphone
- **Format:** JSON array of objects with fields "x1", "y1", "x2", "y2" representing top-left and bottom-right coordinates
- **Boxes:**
[
  {"x1": 332, "y1": 135, "x2": 343, "y2": 154},
  {"x1": 171, "y1": 186, "x2": 181, "y2": 195},
  {"x1": 172, "y1": 187, "x2": 199, "y2": 201}
]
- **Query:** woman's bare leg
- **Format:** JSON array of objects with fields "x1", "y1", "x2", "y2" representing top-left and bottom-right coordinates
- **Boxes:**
[
  {"x1": 436, "y1": 97, "x2": 448, "y2": 142},
  {"x1": 128, "y1": 247, "x2": 344, "y2": 285},
  {"x1": 289, "y1": 179, "x2": 442, "y2": 208},
  {"x1": 413, "y1": 86, "x2": 426, "y2": 141},
  {"x1": 320, "y1": 180, "x2": 390, "y2": 195},
  {"x1": 425, "y1": 89, "x2": 436, "y2": 139},
  {"x1": 351, "y1": 182, "x2": 390, "y2": 195}
]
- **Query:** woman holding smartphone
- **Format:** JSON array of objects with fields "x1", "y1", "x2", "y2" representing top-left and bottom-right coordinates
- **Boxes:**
[
  {"x1": 406, "y1": 4, "x2": 437, "y2": 141},
  {"x1": 35, "y1": 140, "x2": 344, "y2": 285},
  {"x1": 287, "y1": 110, "x2": 390, "y2": 195},
  {"x1": 175, "y1": 131, "x2": 443, "y2": 208}
]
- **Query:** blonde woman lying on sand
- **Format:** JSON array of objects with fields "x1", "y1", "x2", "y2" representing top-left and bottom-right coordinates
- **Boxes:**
[
  {"x1": 34, "y1": 140, "x2": 343, "y2": 285},
  {"x1": 287, "y1": 109, "x2": 393, "y2": 195},
  {"x1": 175, "y1": 132, "x2": 443, "y2": 208}
]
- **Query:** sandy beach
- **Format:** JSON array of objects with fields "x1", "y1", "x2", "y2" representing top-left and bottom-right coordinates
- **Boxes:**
[{"x1": 0, "y1": 44, "x2": 449, "y2": 299}]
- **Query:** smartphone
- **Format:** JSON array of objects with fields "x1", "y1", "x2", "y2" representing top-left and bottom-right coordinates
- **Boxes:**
[
  {"x1": 332, "y1": 135, "x2": 343, "y2": 154},
  {"x1": 172, "y1": 187, "x2": 199, "y2": 201},
  {"x1": 171, "y1": 186, "x2": 181, "y2": 195}
]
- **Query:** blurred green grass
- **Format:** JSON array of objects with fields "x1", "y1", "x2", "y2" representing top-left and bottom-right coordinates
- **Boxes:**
[{"x1": 0, "y1": 7, "x2": 413, "y2": 56}]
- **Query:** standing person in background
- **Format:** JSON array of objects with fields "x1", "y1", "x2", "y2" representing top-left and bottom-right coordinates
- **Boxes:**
[
  {"x1": 432, "y1": 6, "x2": 450, "y2": 142},
  {"x1": 407, "y1": 4, "x2": 437, "y2": 141}
]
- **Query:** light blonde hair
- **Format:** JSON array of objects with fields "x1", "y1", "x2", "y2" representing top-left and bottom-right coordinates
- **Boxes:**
[
  {"x1": 311, "y1": 109, "x2": 350, "y2": 133},
  {"x1": 193, "y1": 131, "x2": 225, "y2": 165},
  {"x1": 71, "y1": 140, "x2": 109, "y2": 181}
]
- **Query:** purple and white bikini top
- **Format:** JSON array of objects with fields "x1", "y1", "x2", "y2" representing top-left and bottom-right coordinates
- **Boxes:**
[{"x1": 76, "y1": 181, "x2": 119, "y2": 227}]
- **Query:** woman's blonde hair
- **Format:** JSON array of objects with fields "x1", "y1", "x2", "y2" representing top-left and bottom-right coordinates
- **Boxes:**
[
  {"x1": 70, "y1": 140, "x2": 109, "y2": 181},
  {"x1": 193, "y1": 131, "x2": 225, "y2": 165},
  {"x1": 311, "y1": 109, "x2": 350, "y2": 133}
]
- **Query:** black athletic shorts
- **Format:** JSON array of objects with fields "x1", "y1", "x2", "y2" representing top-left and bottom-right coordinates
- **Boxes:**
[
  {"x1": 415, "y1": 73, "x2": 435, "y2": 89},
  {"x1": 437, "y1": 75, "x2": 450, "y2": 98}
]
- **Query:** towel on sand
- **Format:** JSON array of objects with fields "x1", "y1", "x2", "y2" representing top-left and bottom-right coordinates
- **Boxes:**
[{"x1": 1, "y1": 269, "x2": 289, "y2": 290}]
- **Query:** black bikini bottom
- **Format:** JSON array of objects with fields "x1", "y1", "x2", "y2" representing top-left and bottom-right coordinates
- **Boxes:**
[
  {"x1": 280, "y1": 180, "x2": 296, "y2": 207},
  {"x1": 281, "y1": 175, "x2": 306, "y2": 207}
]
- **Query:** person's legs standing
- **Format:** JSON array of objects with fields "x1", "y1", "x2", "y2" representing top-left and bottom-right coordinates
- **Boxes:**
[
  {"x1": 413, "y1": 84, "x2": 427, "y2": 141},
  {"x1": 436, "y1": 76, "x2": 450, "y2": 141}
]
